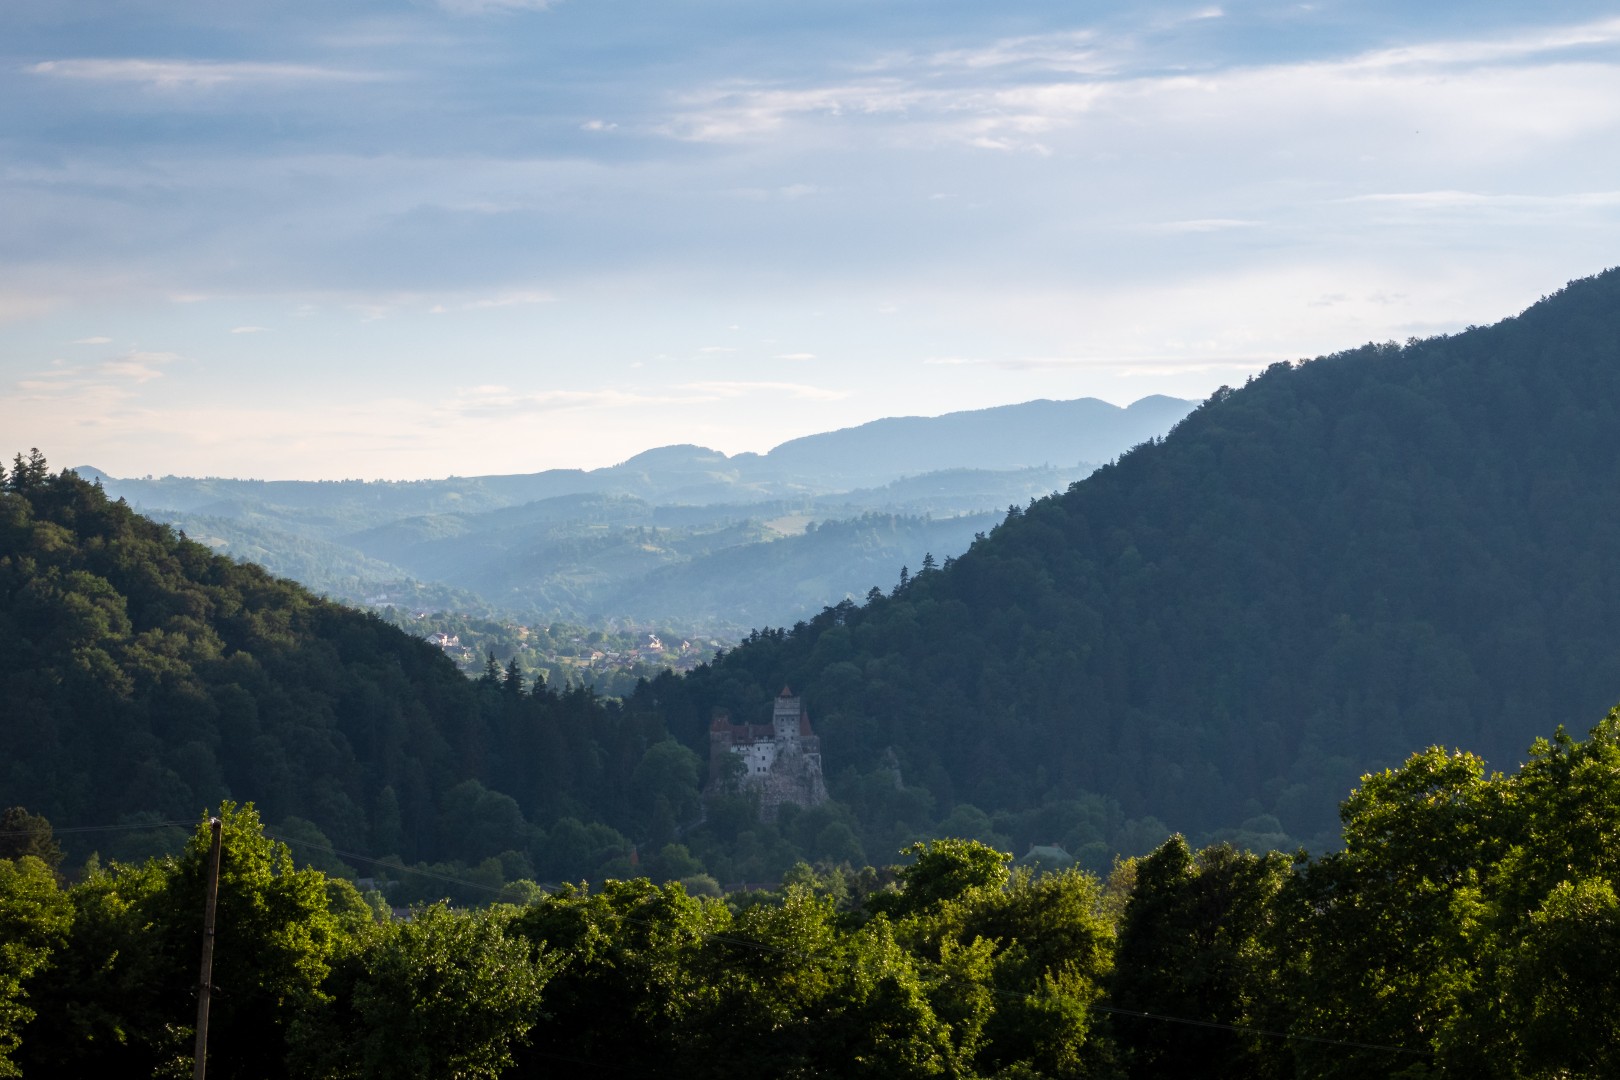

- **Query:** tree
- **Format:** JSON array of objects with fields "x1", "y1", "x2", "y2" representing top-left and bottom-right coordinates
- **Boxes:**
[
  {"x1": 19, "y1": 804, "x2": 361, "y2": 1078},
  {"x1": 878, "y1": 838, "x2": 1010, "y2": 918},
  {"x1": 5, "y1": 450, "x2": 46, "y2": 492},
  {"x1": 1111, "y1": 837, "x2": 1293, "y2": 1079},
  {"x1": 0, "y1": 809, "x2": 62, "y2": 871},
  {"x1": 1504, "y1": 878, "x2": 1620, "y2": 1076},
  {"x1": 510, "y1": 879, "x2": 722, "y2": 1075},
  {"x1": 297, "y1": 903, "x2": 553, "y2": 1080},
  {"x1": 503, "y1": 657, "x2": 525, "y2": 696},
  {"x1": 1291, "y1": 748, "x2": 1500, "y2": 1077},
  {"x1": 0, "y1": 856, "x2": 72, "y2": 1077}
]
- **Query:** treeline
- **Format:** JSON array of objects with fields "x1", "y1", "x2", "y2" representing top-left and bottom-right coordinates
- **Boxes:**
[{"x1": 8, "y1": 712, "x2": 1620, "y2": 1078}]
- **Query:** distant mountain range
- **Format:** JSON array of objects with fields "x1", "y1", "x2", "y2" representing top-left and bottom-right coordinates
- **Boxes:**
[{"x1": 78, "y1": 395, "x2": 1194, "y2": 633}]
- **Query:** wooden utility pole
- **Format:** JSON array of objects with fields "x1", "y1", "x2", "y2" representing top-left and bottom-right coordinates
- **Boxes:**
[{"x1": 193, "y1": 816, "x2": 223, "y2": 1080}]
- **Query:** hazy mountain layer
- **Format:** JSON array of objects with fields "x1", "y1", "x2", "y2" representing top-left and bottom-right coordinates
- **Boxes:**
[{"x1": 81, "y1": 398, "x2": 1188, "y2": 631}]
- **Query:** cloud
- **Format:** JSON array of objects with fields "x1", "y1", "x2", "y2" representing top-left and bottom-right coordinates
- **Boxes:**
[
  {"x1": 100, "y1": 351, "x2": 179, "y2": 383},
  {"x1": 1144, "y1": 218, "x2": 1261, "y2": 233},
  {"x1": 10, "y1": 350, "x2": 178, "y2": 408},
  {"x1": 774, "y1": 353, "x2": 816, "y2": 361},
  {"x1": 461, "y1": 290, "x2": 557, "y2": 309},
  {"x1": 659, "y1": 15, "x2": 1620, "y2": 158},
  {"x1": 1345, "y1": 17, "x2": 1620, "y2": 71},
  {"x1": 428, "y1": 290, "x2": 559, "y2": 314},
  {"x1": 900, "y1": 30, "x2": 1107, "y2": 76},
  {"x1": 1344, "y1": 190, "x2": 1620, "y2": 212},
  {"x1": 436, "y1": 0, "x2": 556, "y2": 14},
  {"x1": 682, "y1": 380, "x2": 848, "y2": 401},
  {"x1": 664, "y1": 81, "x2": 927, "y2": 142},
  {"x1": 100, "y1": 360, "x2": 165, "y2": 383},
  {"x1": 450, "y1": 386, "x2": 678, "y2": 417},
  {"x1": 230, "y1": 325, "x2": 269, "y2": 334},
  {"x1": 71, "y1": 336, "x2": 112, "y2": 345},
  {"x1": 29, "y1": 59, "x2": 378, "y2": 89},
  {"x1": 580, "y1": 119, "x2": 617, "y2": 132}
]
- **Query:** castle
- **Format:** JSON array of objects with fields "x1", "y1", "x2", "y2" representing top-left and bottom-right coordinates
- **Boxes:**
[{"x1": 707, "y1": 687, "x2": 828, "y2": 820}]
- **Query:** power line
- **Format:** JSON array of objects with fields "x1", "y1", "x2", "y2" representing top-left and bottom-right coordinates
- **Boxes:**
[
  {"x1": 0, "y1": 819, "x2": 193, "y2": 838},
  {"x1": 262, "y1": 832, "x2": 514, "y2": 896}
]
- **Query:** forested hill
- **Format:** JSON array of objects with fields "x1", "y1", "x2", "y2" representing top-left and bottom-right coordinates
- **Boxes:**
[
  {"x1": 0, "y1": 461, "x2": 689, "y2": 879},
  {"x1": 649, "y1": 268, "x2": 1620, "y2": 848}
]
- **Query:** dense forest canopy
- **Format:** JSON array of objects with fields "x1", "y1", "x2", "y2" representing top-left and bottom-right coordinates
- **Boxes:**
[
  {"x1": 658, "y1": 268, "x2": 1620, "y2": 849},
  {"x1": 0, "y1": 459, "x2": 678, "y2": 883},
  {"x1": 8, "y1": 711, "x2": 1620, "y2": 1078}
]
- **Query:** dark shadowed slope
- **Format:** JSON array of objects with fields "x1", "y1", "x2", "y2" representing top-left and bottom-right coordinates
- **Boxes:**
[{"x1": 653, "y1": 269, "x2": 1620, "y2": 848}]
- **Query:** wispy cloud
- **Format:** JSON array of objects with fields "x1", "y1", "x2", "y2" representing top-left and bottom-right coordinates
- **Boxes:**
[
  {"x1": 1346, "y1": 17, "x2": 1620, "y2": 71},
  {"x1": 70, "y1": 336, "x2": 112, "y2": 345},
  {"x1": 661, "y1": 15, "x2": 1620, "y2": 157},
  {"x1": 774, "y1": 353, "x2": 816, "y2": 361},
  {"x1": 12, "y1": 351, "x2": 178, "y2": 405},
  {"x1": 1144, "y1": 218, "x2": 1261, "y2": 234},
  {"x1": 682, "y1": 380, "x2": 848, "y2": 401},
  {"x1": 461, "y1": 290, "x2": 557, "y2": 310},
  {"x1": 29, "y1": 59, "x2": 380, "y2": 89},
  {"x1": 436, "y1": 0, "x2": 557, "y2": 15},
  {"x1": 230, "y1": 325, "x2": 269, "y2": 334},
  {"x1": 100, "y1": 351, "x2": 179, "y2": 383},
  {"x1": 891, "y1": 30, "x2": 1108, "y2": 76},
  {"x1": 1344, "y1": 190, "x2": 1620, "y2": 211},
  {"x1": 426, "y1": 289, "x2": 557, "y2": 314},
  {"x1": 450, "y1": 385, "x2": 688, "y2": 417}
]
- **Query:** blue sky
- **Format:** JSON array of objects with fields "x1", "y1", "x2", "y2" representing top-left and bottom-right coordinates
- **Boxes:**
[{"x1": 4, "y1": 1, "x2": 1619, "y2": 479}]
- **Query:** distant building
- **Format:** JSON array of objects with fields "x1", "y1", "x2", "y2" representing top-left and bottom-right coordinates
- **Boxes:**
[{"x1": 707, "y1": 687, "x2": 828, "y2": 820}]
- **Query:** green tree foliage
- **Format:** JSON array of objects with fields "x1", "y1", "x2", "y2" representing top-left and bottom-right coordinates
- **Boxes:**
[
  {"x1": 0, "y1": 855, "x2": 71, "y2": 1077},
  {"x1": 0, "y1": 808, "x2": 63, "y2": 870},
  {"x1": 509, "y1": 878, "x2": 724, "y2": 1074},
  {"x1": 18, "y1": 804, "x2": 356, "y2": 1077},
  {"x1": 1110, "y1": 838, "x2": 1293, "y2": 1079},
  {"x1": 881, "y1": 841, "x2": 1117, "y2": 1077},
  {"x1": 4, "y1": 709, "x2": 1620, "y2": 1077},
  {"x1": 1280, "y1": 709, "x2": 1620, "y2": 1078},
  {"x1": 294, "y1": 903, "x2": 554, "y2": 1080}
]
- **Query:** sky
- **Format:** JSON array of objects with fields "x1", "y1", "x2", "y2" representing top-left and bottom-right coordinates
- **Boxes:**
[{"x1": 4, "y1": 1, "x2": 1619, "y2": 480}]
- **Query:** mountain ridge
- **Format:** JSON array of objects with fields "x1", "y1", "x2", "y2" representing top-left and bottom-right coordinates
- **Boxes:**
[
  {"x1": 650, "y1": 267, "x2": 1620, "y2": 849},
  {"x1": 76, "y1": 394, "x2": 1190, "y2": 501},
  {"x1": 74, "y1": 395, "x2": 1194, "y2": 633}
]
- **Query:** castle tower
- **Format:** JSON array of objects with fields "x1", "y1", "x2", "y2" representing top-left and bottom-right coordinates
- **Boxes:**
[{"x1": 773, "y1": 686, "x2": 803, "y2": 744}]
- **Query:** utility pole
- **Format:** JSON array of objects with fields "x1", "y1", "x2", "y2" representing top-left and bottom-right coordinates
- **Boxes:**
[{"x1": 193, "y1": 816, "x2": 223, "y2": 1080}]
